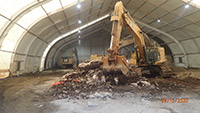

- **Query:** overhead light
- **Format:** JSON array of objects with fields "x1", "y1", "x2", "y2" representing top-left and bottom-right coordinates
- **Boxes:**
[
  {"x1": 78, "y1": 30, "x2": 81, "y2": 33},
  {"x1": 185, "y1": 4, "x2": 190, "y2": 8},
  {"x1": 78, "y1": 20, "x2": 82, "y2": 24},
  {"x1": 77, "y1": 4, "x2": 81, "y2": 9},
  {"x1": 157, "y1": 19, "x2": 161, "y2": 23},
  {"x1": 78, "y1": 40, "x2": 81, "y2": 45}
]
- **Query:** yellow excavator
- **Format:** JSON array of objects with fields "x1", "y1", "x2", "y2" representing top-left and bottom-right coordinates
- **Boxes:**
[
  {"x1": 103, "y1": 1, "x2": 168, "y2": 76},
  {"x1": 61, "y1": 48, "x2": 79, "y2": 69}
]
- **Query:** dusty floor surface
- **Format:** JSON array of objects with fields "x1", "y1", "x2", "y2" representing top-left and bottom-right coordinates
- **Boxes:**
[{"x1": 0, "y1": 68, "x2": 200, "y2": 113}]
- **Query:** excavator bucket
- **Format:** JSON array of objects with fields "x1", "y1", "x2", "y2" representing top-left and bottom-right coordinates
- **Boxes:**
[{"x1": 102, "y1": 55, "x2": 129, "y2": 75}]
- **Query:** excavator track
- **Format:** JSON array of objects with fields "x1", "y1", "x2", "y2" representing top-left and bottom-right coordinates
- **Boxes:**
[
  {"x1": 140, "y1": 65, "x2": 173, "y2": 78},
  {"x1": 159, "y1": 65, "x2": 174, "y2": 78}
]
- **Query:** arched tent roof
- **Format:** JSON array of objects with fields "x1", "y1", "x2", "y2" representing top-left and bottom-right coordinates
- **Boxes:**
[{"x1": 0, "y1": 0, "x2": 200, "y2": 78}]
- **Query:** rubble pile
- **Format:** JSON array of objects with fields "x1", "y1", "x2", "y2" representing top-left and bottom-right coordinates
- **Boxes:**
[{"x1": 49, "y1": 60, "x2": 154, "y2": 99}]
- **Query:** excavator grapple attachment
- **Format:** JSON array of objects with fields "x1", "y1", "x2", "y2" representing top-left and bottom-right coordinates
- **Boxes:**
[{"x1": 103, "y1": 55, "x2": 129, "y2": 75}]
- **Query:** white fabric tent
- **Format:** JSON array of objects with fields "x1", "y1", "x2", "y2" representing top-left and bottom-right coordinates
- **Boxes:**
[{"x1": 0, "y1": 0, "x2": 200, "y2": 78}]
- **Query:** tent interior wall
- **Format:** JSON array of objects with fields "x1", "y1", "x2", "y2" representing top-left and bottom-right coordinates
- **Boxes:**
[{"x1": 0, "y1": 0, "x2": 200, "y2": 78}]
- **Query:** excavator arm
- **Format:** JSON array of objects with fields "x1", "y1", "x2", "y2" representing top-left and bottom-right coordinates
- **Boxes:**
[{"x1": 123, "y1": 12, "x2": 147, "y2": 64}]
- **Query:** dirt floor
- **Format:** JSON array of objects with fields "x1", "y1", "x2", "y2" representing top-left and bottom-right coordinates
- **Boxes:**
[
  {"x1": 0, "y1": 70, "x2": 68, "y2": 113},
  {"x1": 0, "y1": 68, "x2": 200, "y2": 113}
]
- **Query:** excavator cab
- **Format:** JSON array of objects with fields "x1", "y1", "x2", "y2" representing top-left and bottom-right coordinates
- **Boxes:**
[{"x1": 145, "y1": 47, "x2": 159, "y2": 65}]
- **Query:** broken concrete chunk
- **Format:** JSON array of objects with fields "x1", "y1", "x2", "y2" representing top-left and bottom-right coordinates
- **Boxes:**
[
  {"x1": 101, "y1": 76, "x2": 106, "y2": 83},
  {"x1": 131, "y1": 83, "x2": 138, "y2": 87},
  {"x1": 140, "y1": 81, "x2": 151, "y2": 86},
  {"x1": 62, "y1": 90, "x2": 68, "y2": 94},
  {"x1": 92, "y1": 74, "x2": 97, "y2": 80},
  {"x1": 114, "y1": 77, "x2": 119, "y2": 85}
]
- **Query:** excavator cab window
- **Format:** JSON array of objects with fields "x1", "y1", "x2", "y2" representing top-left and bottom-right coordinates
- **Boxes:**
[{"x1": 145, "y1": 48, "x2": 159, "y2": 65}]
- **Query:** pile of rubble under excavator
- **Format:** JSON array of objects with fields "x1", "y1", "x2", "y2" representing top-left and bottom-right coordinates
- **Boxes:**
[{"x1": 48, "y1": 60, "x2": 188, "y2": 100}]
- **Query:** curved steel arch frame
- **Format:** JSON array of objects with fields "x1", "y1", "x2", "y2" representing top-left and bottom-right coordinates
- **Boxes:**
[{"x1": 1, "y1": 0, "x2": 191, "y2": 75}]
